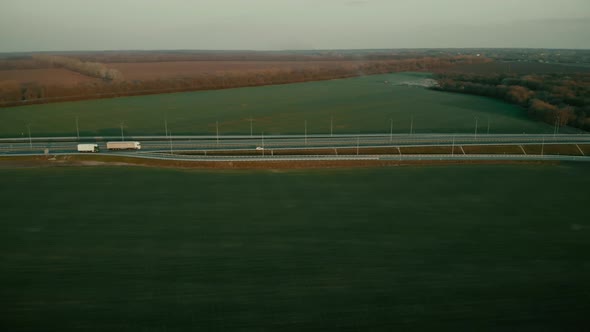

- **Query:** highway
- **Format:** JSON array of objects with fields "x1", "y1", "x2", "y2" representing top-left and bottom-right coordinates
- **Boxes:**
[{"x1": 1, "y1": 133, "x2": 589, "y2": 162}]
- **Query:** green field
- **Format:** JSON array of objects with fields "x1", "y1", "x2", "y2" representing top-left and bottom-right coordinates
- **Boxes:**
[
  {"x1": 0, "y1": 73, "x2": 568, "y2": 137},
  {"x1": 1, "y1": 165, "x2": 589, "y2": 331}
]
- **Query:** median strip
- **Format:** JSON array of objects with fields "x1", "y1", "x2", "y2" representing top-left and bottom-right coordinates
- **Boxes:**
[{"x1": 576, "y1": 144, "x2": 585, "y2": 156}]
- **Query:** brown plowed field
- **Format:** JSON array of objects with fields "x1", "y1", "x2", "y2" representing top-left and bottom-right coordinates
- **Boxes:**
[
  {"x1": 0, "y1": 68, "x2": 100, "y2": 86},
  {"x1": 108, "y1": 61, "x2": 368, "y2": 80}
]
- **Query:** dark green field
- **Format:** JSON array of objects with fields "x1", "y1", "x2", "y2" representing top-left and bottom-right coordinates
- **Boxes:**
[
  {"x1": 1, "y1": 165, "x2": 590, "y2": 331},
  {"x1": 0, "y1": 72, "x2": 568, "y2": 137}
]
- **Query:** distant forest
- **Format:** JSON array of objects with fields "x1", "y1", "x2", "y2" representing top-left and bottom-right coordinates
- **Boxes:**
[
  {"x1": 431, "y1": 69, "x2": 590, "y2": 131},
  {"x1": 2, "y1": 49, "x2": 590, "y2": 127},
  {"x1": 0, "y1": 54, "x2": 487, "y2": 106}
]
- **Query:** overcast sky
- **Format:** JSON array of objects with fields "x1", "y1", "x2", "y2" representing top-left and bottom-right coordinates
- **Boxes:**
[{"x1": 1, "y1": 0, "x2": 589, "y2": 52}]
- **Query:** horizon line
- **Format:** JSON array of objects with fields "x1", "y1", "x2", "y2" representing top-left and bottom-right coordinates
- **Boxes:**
[{"x1": 2, "y1": 47, "x2": 590, "y2": 55}]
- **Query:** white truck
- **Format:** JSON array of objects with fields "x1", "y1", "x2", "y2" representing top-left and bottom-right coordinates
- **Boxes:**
[
  {"x1": 77, "y1": 144, "x2": 99, "y2": 153},
  {"x1": 106, "y1": 141, "x2": 141, "y2": 150}
]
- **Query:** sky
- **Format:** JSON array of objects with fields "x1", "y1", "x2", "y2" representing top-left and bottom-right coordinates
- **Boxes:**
[{"x1": 1, "y1": 0, "x2": 589, "y2": 52}]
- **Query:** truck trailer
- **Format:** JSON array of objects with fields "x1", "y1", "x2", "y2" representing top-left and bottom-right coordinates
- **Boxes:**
[
  {"x1": 77, "y1": 144, "x2": 99, "y2": 153},
  {"x1": 106, "y1": 141, "x2": 141, "y2": 150}
]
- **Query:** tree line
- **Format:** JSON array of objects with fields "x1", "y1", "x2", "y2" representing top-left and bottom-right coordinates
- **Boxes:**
[
  {"x1": 31, "y1": 54, "x2": 124, "y2": 81},
  {"x1": 1, "y1": 55, "x2": 488, "y2": 107},
  {"x1": 431, "y1": 72, "x2": 590, "y2": 131}
]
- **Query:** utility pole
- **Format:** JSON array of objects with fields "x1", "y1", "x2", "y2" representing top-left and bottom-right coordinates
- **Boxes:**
[
  {"x1": 76, "y1": 116, "x2": 80, "y2": 140},
  {"x1": 120, "y1": 121, "x2": 125, "y2": 141},
  {"x1": 487, "y1": 117, "x2": 490, "y2": 135},
  {"x1": 452, "y1": 135, "x2": 455, "y2": 156},
  {"x1": 249, "y1": 116, "x2": 253, "y2": 137},
  {"x1": 410, "y1": 116, "x2": 414, "y2": 135},
  {"x1": 304, "y1": 120, "x2": 307, "y2": 145},
  {"x1": 27, "y1": 124, "x2": 32, "y2": 150},
  {"x1": 541, "y1": 136, "x2": 545, "y2": 156},
  {"x1": 390, "y1": 118, "x2": 393, "y2": 142},
  {"x1": 262, "y1": 132, "x2": 265, "y2": 156},
  {"x1": 216, "y1": 121, "x2": 219, "y2": 146},
  {"x1": 164, "y1": 117, "x2": 168, "y2": 138},
  {"x1": 474, "y1": 117, "x2": 479, "y2": 140},
  {"x1": 169, "y1": 130, "x2": 173, "y2": 155},
  {"x1": 330, "y1": 116, "x2": 333, "y2": 137},
  {"x1": 553, "y1": 115, "x2": 562, "y2": 137}
]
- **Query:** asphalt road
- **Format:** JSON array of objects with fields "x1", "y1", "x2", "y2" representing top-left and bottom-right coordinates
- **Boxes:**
[{"x1": 1, "y1": 133, "x2": 589, "y2": 162}]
